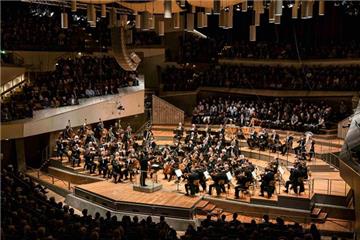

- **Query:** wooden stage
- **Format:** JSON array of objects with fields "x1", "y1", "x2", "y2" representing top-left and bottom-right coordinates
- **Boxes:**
[{"x1": 74, "y1": 181, "x2": 201, "y2": 219}]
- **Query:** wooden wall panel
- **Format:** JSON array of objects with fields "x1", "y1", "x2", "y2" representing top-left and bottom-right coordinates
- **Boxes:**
[{"x1": 152, "y1": 95, "x2": 184, "y2": 125}]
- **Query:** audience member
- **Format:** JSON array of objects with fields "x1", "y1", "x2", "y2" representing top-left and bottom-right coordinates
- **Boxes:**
[
  {"x1": 192, "y1": 97, "x2": 345, "y2": 132},
  {"x1": 1, "y1": 56, "x2": 139, "y2": 122},
  {"x1": 162, "y1": 64, "x2": 360, "y2": 91}
]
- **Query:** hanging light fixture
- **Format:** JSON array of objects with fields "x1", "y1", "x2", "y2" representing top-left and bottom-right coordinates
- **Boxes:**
[
  {"x1": 319, "y1": 0, "x2": 325, "y2": 15},
  {"x1": 269, "y1": 0, "x2": 275, "y2": 23},
  {"x1": 301, "y1": 0, "x2": 307, "y2": 19},
  {"x1": 180, "y1": 0, "x2": 186, "y2": 8},
  {"x1": 174, "y1": 12, "x2": 180, "y2": 29},
  {"x1": 109, "y1": 7, "x2": 116, "y2": 27},
  {"x1": 149, "y1": 14, "x2": 155, "y2": 29},
  {"x1": 71, "y1": 0, "x2": 77, "y2": 12},
  {"x1": 101, "y1": 4, "x2": 106, "y2": 18},
  {"x1": 219, "y1": 9, "x2": 225, "y2": 28},
  {"x1": 197, "y1": 12, "x2": 204, "y2": 28},
  {"x1": 249, "y1": 25, "x2": 256, "y2": 41},
  {"x1": 306, "y1": 0, "x2": 314, "y2": 18},
  {"x1": 255, "y1": 12, "x2": 260, "y2": 26},
  {"x1": 61, "y1": 12, "x2": 68, "y2": 29},
  {"x1": 275, "y1": 0, "x2": 283, "y2": 16},
  {"x1": 158, "y1": 20, "x2": 165, "y2": 36},
  {"x1": 203, "y1": 12, "x2": 208, "y2": 27},
  {"x1": 87, "y1": 4, "x2": 93, "y2": 23},
  {"x1": 164, "y1": 0, "x2": 172, "y2": 18},
  {"x1": 119, "y1": 15, "x2": 127, "y2": 27},
  {"x1": 191, "y1": 5, "x2": 196, "y2": 13},
  {"x1": 141, "y1": 11, "x2": 150, "y2": 30},
  {"x1": 135, "y1": 14, "x2": 141, "y2": 29},
  {"x1": 242, "y1": 0, "x2": 248, "y2": 12},
  {"x1": 292, "y1": 0, "x2": 299, "y2": 19},
  {"x1": 90, "y1": 4, "x2": 96, "y2": 27},
  {"x1": 186, "y1": 13, "x2": 194, "y2": 30},
  {"x1": 226, "y1": 5, "x2": 233, "y2": 29},
  {"x1": 205, "y1": 8, "x2": 212, "y2": 15},
  {"x1": 213, "y1": 0, "x2": 220, "y2": 15},
  {"x1": 275, "y1": 15, "x2": 281, "y2": 24}
]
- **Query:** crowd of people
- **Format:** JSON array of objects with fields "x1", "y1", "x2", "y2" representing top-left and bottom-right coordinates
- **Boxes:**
[
  {"x1": 192, "y1": 97, "x2": 348, "y2": 133},
  {"x1": 55, "y1": 114, "x2": 315, "y2": 201},
  {"x1": 161, "y1": 64, "x2": 360, "y2": 91},
  {"x1": 220, "y1": 40, "x2": 360, "y2": 60},
  {"x1": 2, "y1": 165, "x2": 326, "y2": 240},
  {"x1": 1, "y1": 56, "x2": 139, "y2": 122},
  {"x1": 1, "y1": 166, "x2": 178, "y2": 240},
  {"x1": 175, "y1": 34, "x2": 220, "y2": 63},
  {"x1": 184, "y1": 214, "x2": 322, "y2": 240},
  {"x1": 1, "y1": 3, "x2": 163, "y2": 52},
  {"x1": 1, "y1": 3, "x2": 111, "y2": 51}
]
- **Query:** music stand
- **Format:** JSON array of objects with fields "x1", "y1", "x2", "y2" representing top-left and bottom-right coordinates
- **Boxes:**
[{"x1": 175, "y1": 169, "x2": 183, "y2": 192}]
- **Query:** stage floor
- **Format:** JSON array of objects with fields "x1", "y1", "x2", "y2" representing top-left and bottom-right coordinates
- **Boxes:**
[{"x1": 76, "y1": 181, "x2": 200, "y2": 209}]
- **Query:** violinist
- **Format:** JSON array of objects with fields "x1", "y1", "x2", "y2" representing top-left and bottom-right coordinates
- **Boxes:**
[
  {"x1": 56, "y1": 137, "x2": 65, "y2": 160},
  {"x1": 259, "y1": 168, "x2": 275, "y2": 198},
  {"x1": 98, "y1": 151, "x2": 109, "y2": 178}
]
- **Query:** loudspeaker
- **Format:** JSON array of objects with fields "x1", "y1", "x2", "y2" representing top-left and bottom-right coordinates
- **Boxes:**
[{"x1": 111, "y1": 26, "x2": 141, "y2": 71}]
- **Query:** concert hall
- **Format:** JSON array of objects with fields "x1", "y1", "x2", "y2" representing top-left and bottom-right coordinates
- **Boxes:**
[{"x1": 1, "y1": 0, "x2": 360, "y2": 239}]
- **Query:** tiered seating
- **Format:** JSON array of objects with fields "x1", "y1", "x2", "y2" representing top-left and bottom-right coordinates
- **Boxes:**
[
  {"x1": 1, "y1": 55, "x2": 138, "y2": 122},
  {"x1": 161, "y1": 64, "x2": 360, "y2": 91}
]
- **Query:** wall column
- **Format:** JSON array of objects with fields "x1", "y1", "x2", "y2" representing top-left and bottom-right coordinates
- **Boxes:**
[{"x1": 15, "y1": 138, "x2": 26, "y2": 171}]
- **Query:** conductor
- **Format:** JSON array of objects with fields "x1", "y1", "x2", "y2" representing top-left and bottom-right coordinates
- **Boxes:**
[{"x1": 139, "y1": 151, "x2": 154, "y2": 187}]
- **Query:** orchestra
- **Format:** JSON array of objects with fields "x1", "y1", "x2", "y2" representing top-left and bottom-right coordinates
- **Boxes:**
[{"x1": 55, "y1": 121, "x2": 312, "y2": 199}]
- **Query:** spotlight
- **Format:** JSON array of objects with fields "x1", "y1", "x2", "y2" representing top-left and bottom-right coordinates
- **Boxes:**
[
  {"x1": 235, "y1": 5, "x2": 241, "y2": 11},
  {"x1": 126, "y1": 20, "x2": 136, "y2": 29},
  {"x1": 72, "y1": 14, "x2": 81, "y2": 21}
]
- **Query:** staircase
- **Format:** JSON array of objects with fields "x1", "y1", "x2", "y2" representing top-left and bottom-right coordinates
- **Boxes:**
[
  {"x1": 195, "y1": 200, "x2": 232, "y2": 218},
  {"x1": 311, "y1": 206, "x2": 328, "y2": 223}
]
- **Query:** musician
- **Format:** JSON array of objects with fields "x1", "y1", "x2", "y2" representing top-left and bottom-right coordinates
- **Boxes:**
[
  {"x1": 234, "y1": 170, "x2": 253, "y2": 199},
  {"x1": 71, "y1": 144, "x2": 81, "y2": 167},
  {"x1": 78, "y1": 119, "x2": 88, "y2": 137},
  {"x1": 259, "y1": 169, "x2": 275, "y2": 198},
  {"x1": 269, "y1": 130, "x2": 281, "y2": 153},
  {"x1": 63, "y1": 120, "x2": 73, "y2": 139},
  {"x1": 189, "y1": 124, "x2": 198, "y2": 134},
  {"x1": 83, "y1": 142, "x2": 97, "y2": 173},
  {"x1": 185, "y1": 132, "x2": 197, "y2": 144},
  {"x1": 98, "y1": 152, "x2": 109, "y2": 178},
  {"x1": 219, "y1": 124, "x2": 226, "y2": 137},
  {"x1": 139, "y1": 151, "x2": 155, "y2": 186},
  {"x1": 258, "y1": 129, "x2": 268, "y2": 151},
  {"x1": 236, "y1": 128, "x2": 245, "y2": 140},
  {"x1": 95, "y1": 118, "x2": 104, "y2": 138},
  {"x1": 247, "y1": 130, "x2": 258, "y2": 149},
  {"x1": 111, "y1": 153, "x2": 123, "y2": 183},
  {"x1": 195, "y1": 168, "x2": 207, "y2": 192},
  {"x1": 308, "y1": 140, "x2": 315, "y2": 161},
  {"x1": 281, "y1": 135, "x2": 294, "y2": 155},
  {"x1": 56, "y1": 137, "x2": 65, "y2": 160},
  {"x1": 208, "y1": 170, "x2": 227, "y2": 196},
  {"x1": 284, "y1": 162, "x2": 308, "y2": 194},
  {"x1": 185, "y1": 172, "x2": 200, "y2": 196},
  {"x1": 108, "y1": 125, "x2": 115, "y2": 142},
  {"x1": 294, "y1": 137, "x2": 306, "y2": 155},
  {"x1": 204, "y1": 124, "x2": 211, "y2": 135},
  {"x1": 174, "y1": 122, "x2": 184, "y2": 140},
  {"x1": 143, "y1": 126, "x2": 153, "y2": 143}
]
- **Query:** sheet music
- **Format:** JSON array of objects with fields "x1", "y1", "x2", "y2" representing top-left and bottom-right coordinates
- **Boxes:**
[
  {"x1": 175, "y1": 169, "x2": 183, "y2": 177},
  {"x1": 252, "y1": 171, "x2": 257, "y2": 179},
  {"x1": 278, "y1": 166, "x2": 285, "y2": 175},
  {"x1": 226, "y1": 171, "x2": 233, "y2": 181},
  {"x1": 204, "y1": 171, "x2": 211, "y2": 179}
]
